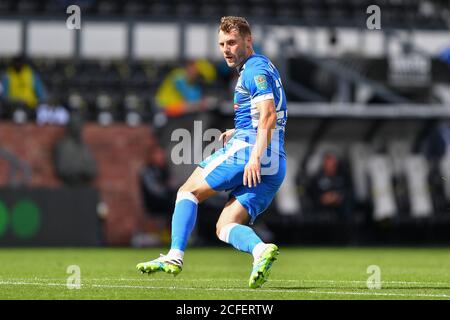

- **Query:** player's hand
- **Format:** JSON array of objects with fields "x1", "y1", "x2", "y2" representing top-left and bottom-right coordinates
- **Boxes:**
[
  {"x1": 219, "y1": 129, "x2": 235, "y2": 145},
  {"x1": 243, "y1": 155, "x2": 261, "y2": 188}
]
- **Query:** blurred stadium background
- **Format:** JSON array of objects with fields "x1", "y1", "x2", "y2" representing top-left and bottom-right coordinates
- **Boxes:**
[{"x1": 0, "y1": 0, "x2": 449, "y2": 249}]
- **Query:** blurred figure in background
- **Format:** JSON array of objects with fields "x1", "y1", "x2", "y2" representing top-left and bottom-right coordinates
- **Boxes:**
[
  {"x1": 134, "y1": 145, "x2": 177, "y2": 247},
  {"x1": 36, "y1": 97, "x2": 70, "y2": 126},
  {"x1": 0, "y1": 55, "x2": 46, "y2": 121},
  {"x1": 423, "y1": 122, "x2": 450, "y2": 160},
  {"x1": 423, "y1": 122, "x2": 450, "y2": 214},
  {"x1": 54, "y1": 114, "x2": 97, "y2": 186},
  {"x1": 309, "y1": 152, "x2": 353, "y2": 222},
  {"x1": 439, "y1": 46, "x2": 450, "y2": 67},
  {"x1": 139, "y1": 145, "x2": 176, "y2": 218},
  {"x1": 155, "y1": 59, "x2": 216, "y2": 118},
  {"x1": 154, "y1": 59, "x2": 218, "y2": 186}
]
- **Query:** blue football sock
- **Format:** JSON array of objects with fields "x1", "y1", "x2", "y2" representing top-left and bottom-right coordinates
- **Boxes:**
[
  {"x1": 227, "y1": 224, "x2": 263, "y2": 254},
  {"x1": 170, "y1": 192, "x2": 198, "y2": 251}
]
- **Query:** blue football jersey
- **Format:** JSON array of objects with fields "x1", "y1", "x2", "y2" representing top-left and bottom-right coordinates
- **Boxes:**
[{"x1": 232, "y1": 54, "x2": 287, "y2": 158}]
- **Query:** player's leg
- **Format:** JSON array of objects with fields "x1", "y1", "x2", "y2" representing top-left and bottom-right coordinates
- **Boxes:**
[
  {"x1": 168, "y1": 166, "x2": 217, "y2": 257},
  {"x1": 136, "y1": 166, "x2": 217, "y2": 275},
  {"x1": 136, "y1": 137, "x2": 255, "y2": 276},
  {"x1": 216, "y1": 197, "x2": 260, "y2": 255},
  {"x1": 216, "y1": 197, "x2": 279, "y2": 288}
]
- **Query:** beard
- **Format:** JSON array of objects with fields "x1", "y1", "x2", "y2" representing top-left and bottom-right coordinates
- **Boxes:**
[{"x1": 225, "y1": 48, "x2": 247, "y2": 68}]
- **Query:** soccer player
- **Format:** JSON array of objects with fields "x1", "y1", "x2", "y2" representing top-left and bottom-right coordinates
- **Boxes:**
[{"x1": 136, "y1": 16, "x2": 288, "y2": 289}]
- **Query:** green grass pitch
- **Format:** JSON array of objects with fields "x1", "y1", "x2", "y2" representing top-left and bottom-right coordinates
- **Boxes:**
[{"x1": 1, "y1": 247, "x2": 450, "y2": 300}]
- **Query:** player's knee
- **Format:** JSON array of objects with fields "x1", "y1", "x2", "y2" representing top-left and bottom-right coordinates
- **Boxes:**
[
  {"x1": 178, "y1": 182, "x2": 211, "y2": 203},
  {"x1": 176, "y1": 190, "x2": 199, "y2": 205},
  {"x1": 216, "y1": 222, "x2": 239, "y2": 243},
  {"x1": 177, "y1": 184, "x2": 198, "y2": 198}
]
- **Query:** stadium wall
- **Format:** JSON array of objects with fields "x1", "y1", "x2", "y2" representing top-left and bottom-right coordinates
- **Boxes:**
[{"x1": 0, "y1": 122, "x2": 157, "y2": 245}]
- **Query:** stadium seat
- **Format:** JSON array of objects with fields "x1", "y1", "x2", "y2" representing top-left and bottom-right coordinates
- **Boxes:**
[
  {"x1": 17, "y1": 0, "x2": 42, "y2": 13},
  {"x1": 404, "y1": 155, "x2": 433, "y2": 218},
  {"x1": 124, "y1": 1, "x2": 149, "y2": 16},
  {"x1": 95, "y1": 0, "x2": 121, "y2": 15},
  {"x1": 0, "y1": 0, "x2": 14, "y2": 14},
  {"x1": 367, "y1": 155, "x2": 398, "y2": 221}
]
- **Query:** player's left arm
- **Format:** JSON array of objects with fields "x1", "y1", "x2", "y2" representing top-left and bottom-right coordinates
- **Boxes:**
[{"x1": 243, "y1": 99, "x2": 277, "y2": 188}]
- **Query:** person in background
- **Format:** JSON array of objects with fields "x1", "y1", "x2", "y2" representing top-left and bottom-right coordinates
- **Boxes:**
[
  {"x1": 423, "y1": 122, "x2": 450, "y2": 214},
  {"x1": 0, "y1": 56, "x2": 46, "y2": 120},
  {"x1": 36, "y1": 102, "x2": 70, "y2": 126},
  {"x1": 309, "y1": 152, "x2": 353, "y2": 222},
  {"x1": 139, "y1": 145, "x2": 177, "y2": 217},
  {"x1": 53, "y1": 114, "x2": 97, "y2": 187},
  {"x1": 439, "y1": 46, "x2": 450, "y2": 67},
  {"x1": 154, "y1": 59, "x2": 216, "y2": 118},
  {"x1": 134, "y1": 145, "x2": 177, "y2": 246},
  {"x1": 153, "y1": 59, "x2": 218, "y2": 186}
]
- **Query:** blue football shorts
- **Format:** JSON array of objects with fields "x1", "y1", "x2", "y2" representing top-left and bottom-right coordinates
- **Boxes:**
[{"x1": 199, "y1": 136, "x2": 286, "y2": 223}]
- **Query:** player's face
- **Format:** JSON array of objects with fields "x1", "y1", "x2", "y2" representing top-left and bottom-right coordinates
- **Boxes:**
[{"x1": 218, "y1": 29, "x2": 251, "y2": 68}]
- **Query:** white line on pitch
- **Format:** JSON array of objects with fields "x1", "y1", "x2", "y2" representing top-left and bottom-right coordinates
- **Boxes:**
[
  {"x1": 2, "y1": 278, "x2": 450, "y2": 286},
  {"x1": 0, "y1": 281, "x2": 450, "y2": 299}
]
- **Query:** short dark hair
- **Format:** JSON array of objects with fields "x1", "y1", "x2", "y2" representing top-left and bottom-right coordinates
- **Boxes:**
[{"x1": 219, "y1": 16, "x2": 251, "y2": 37}]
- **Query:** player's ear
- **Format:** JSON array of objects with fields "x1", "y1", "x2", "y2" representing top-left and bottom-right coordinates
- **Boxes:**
[{"x1": 246, "y1": 35, "x2": 252, "y2": 48}]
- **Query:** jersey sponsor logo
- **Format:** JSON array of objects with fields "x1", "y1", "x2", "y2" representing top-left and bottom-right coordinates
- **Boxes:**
[{"x1": 254, "y1": 75, "x2": 268, "y2": 91}]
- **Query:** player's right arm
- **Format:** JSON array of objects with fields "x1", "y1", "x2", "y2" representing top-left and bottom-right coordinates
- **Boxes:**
[
  {"x1": 243, "y1": 98, "x2": 277, "y2": 188},
  {"x1": 241, "y1": 64, "x2": 277, "y2": 188}
]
